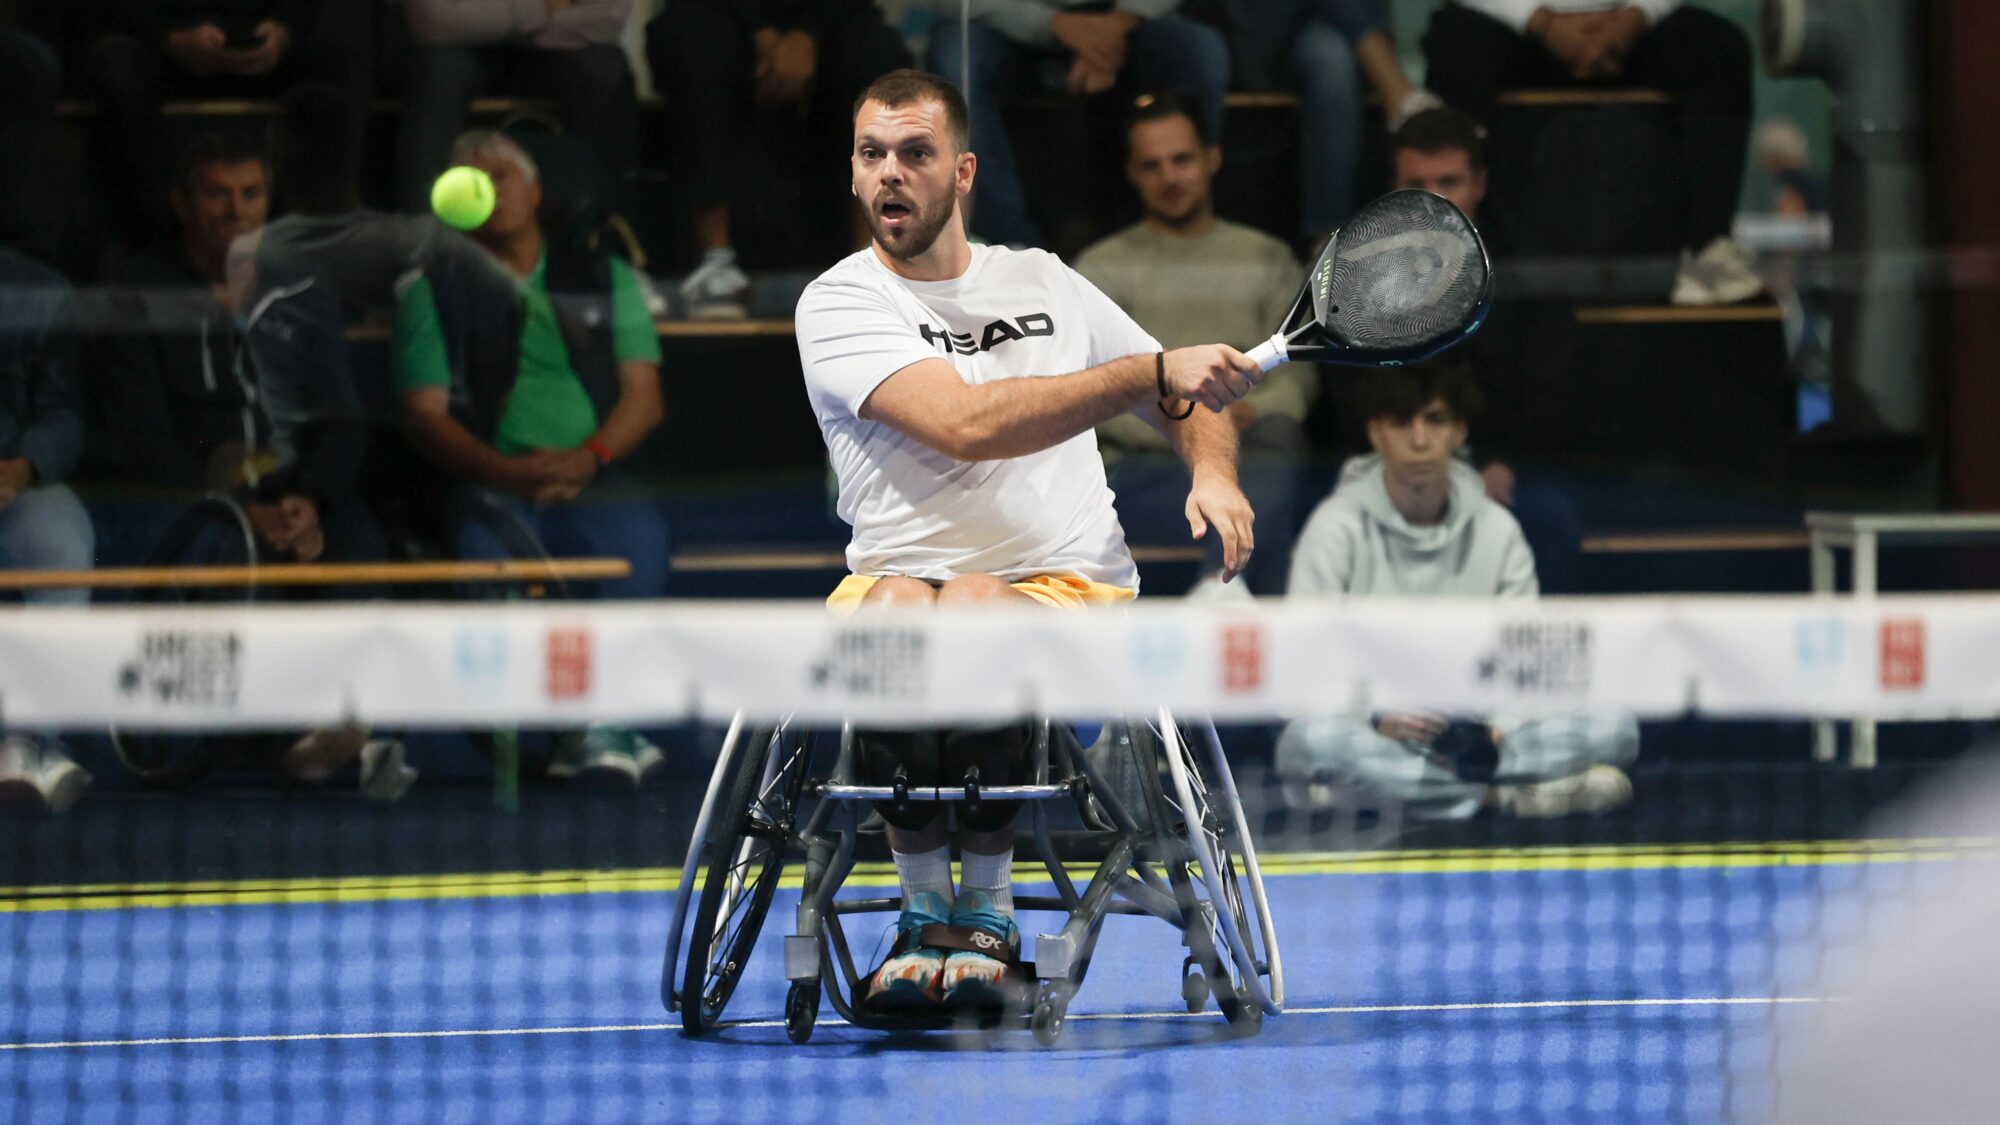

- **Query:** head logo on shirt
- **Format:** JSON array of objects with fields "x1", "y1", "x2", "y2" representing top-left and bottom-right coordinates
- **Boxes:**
[{"x1": 919, "y1": 313, "x2": 1055, "y2": 356}]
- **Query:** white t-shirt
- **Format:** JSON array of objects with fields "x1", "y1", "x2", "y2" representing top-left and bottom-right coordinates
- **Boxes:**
[{"x1": 795, "y1": 244, "x2": 1160, "y2": 587}]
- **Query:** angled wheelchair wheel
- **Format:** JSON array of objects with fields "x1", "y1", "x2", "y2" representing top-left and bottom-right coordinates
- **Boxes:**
[
  {"x1": 1143, "y1": 711, "x2": 1283, "y2": 1028},
  {"x1": 108, "y1": 495, "x2": 276, "y2": 788},
  {"x1": 678, "y1": 719, "x2": 814, "y2": 1036}
]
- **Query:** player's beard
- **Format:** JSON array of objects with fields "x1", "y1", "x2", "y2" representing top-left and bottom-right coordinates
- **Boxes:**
[{"x1": 870, "y1": 191, "x2": 957, "y2": 261}]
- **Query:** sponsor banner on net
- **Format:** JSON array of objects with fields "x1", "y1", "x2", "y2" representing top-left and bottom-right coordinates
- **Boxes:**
[{"x1": 116, "y1": 626, "x2": 245, "y2": 712}]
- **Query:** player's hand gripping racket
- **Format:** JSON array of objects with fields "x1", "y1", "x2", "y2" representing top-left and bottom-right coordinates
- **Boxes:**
[{"x1": 1245, "y1": 189, "x2": 1492, "y2": 371}]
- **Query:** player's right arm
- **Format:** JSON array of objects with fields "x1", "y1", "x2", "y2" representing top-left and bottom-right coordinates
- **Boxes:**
[{"x1": 858, "y1": 347, "x2": 1256, "y2": 462}]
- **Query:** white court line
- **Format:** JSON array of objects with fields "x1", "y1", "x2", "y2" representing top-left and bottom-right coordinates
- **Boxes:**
[{"x1": 1, "y1": 997, "x2": 1827, "y2": 1051}]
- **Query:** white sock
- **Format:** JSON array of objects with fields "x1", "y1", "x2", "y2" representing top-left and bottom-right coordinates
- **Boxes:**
[
  {"x1": 959, "y1": 846, "x2": 1014, "y2": 915},
  {"x1": 892, "y1": 845, "x2": 954, "y2": 912}
]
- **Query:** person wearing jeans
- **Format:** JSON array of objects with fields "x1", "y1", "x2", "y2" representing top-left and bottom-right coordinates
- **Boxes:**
[
  {"x1": 0, "y1": 248, "x2": 94, "y2": 811},
  {"x1": 926, "y1": 1, "x2": 1229, "y2": 249}
]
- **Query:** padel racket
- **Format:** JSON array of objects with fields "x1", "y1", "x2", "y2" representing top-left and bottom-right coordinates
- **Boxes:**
[{"x1": 1245, "y1": 189, "x2": 1491, "y2": 371}]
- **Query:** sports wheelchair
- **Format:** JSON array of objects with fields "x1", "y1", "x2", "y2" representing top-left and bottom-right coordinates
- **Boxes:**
[{"x1": 661, "y1": 710, "x2": 1285, "y2": 1046}]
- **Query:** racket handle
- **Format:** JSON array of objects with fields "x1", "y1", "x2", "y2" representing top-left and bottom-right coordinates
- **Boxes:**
[{"x1": 1245, "y1": 335, "x2": 1288, "y2": 372}]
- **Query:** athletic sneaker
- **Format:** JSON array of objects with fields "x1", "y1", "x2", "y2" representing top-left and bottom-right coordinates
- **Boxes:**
[
  {"x1": 1671, "y1": 237, "x2": 1763, "y2": 306},
  {"x1": 33, "y1": 740, "x2": 92, "y2": 813},
  {"x1": 680, "y1": 247, "x2": 750, "y2": 320},
  {"x1": 866, "y1": 891, "x2": 952, "y2": 1010},
  {"x1": 282, "y1": 723, "x2": 368, "y2": 783},
  {"x1": 1495, "y1": 764, "x2": 1633, "y2": 818},
  {"x1": 0, "y1": 735, "x2": 45, "y2": 807},
  {"x1": 940, "y1": 888, "x2": 1022, "y2": 1009},
  {"x1": 547, "y1": 724, "x2": 651, "y2": 787},
  {"x1": 1389, "y1": 87, "x2": 1446, "y2": 132},
  {"x1": 359, "y1": 739, "x2": 418, "y2": 802}
]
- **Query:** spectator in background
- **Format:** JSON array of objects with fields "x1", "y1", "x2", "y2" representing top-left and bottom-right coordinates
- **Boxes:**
[
  {"x1": 1276, "y1": 361, "x2": 1637, "y2": 821},
  {"x1": 646, "y1": 0, "x2": 911, "y2": 318},
  {"x1": 927, "y1": 0, "x2": 1229, "y2": 249},
  {"x1": 83, "y1": 0, "x2": 364, "y2": 244},
  {"x1": 1225, "y1": 0, "x2": 1439, "y2": 242},
  {"x1": 1074, "y1": 94, "x2": 1312, "y2": 596},
  {"x1": 396, "y1": 0, "x2": 639, "y2": 216},
  {"x1": 395, "y1": 130, "x2": 667, "y2": 784},
  {"x1": 1389, "y1": 107, "x2": 1582, "y2": 593},
  {"x1": 0, "y1": 247, "x2": 94, "y2": 812},
  {"x1": 88, "y1": 133, "x2": 271, "y2": 495},
  {"x1": 0, "y1": 23, "x2": 61, "y2": 263},
  {"x1": 1421, "y1": 0, "x2": 1758, "y2": 306}
]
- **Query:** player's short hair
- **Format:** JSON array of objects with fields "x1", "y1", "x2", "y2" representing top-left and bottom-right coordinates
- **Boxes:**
[
  {"x1": 1125, "y1": 90, "x2": 1210, "y2": 150},
  {"x1": 853, "y1": 69, "x2": 971, "y2": 154},
  {"x1": 176, "y1": 131, "x2": 267, "y2": 192},
  {"x1": 1391, "y1": 107, "x2": 1488, "y2": 171},
  {"x1": 449, "y1": 129, "x2": 538, "y2": 182},
  {"x1": 1352, "y1": 355, "x2": 1483, "y2": 426}
]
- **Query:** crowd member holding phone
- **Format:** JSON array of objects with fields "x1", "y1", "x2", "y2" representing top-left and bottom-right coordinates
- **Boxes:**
[{"x1": 82, "y1": 1, "x2": 366, "y2": 244}]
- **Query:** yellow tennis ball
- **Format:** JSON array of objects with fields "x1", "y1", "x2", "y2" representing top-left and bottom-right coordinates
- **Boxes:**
[{"x1": 430, "y1": 165, "x2": 496, "y2": 231}]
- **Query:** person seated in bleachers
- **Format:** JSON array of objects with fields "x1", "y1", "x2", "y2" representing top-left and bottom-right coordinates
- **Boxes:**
[
  {"x1": 1419, "y1": 0, "x2": 1758, "y2": 306},
  {"x1": 87, "y1": 133, "x2": 272, "y2": 496},
  {"x1": 81, "y1": 0, "x2": 365, "y2": 245},
  {"x1": 1074, "y1": 93, "x2": 1313, "y2": 596},
  {"x1": 646, "y1": 0, "x2": 911, "y2": 318},
  {"x1": 394, "y1": 129, "x2": 668, "y2": 785},
  {"x1": 1224, "y1": 0, "x2": 1439, "y2": 242},
  {"x1": 1276, "y1": 360, "x2": 1637, "y2": 821},
  {"x1": 0, "y1": 22, "x2": 61, "y2": 264},
  {"x1": 1390, "y1": 107, "x2": 1582, "y2": 593},
  {"x1": 0, "y1": 247, "x2": 94, "y2": 812},
  {"x1": 395, "y1": 0, "x2": 639, "y2": 217},
  {"x1": 926, "y1": 0, "x2": 1229, "y2": 250}
]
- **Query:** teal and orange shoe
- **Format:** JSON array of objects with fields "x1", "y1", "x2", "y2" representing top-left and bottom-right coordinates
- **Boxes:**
[
  {"x1": 939, "y1": 890, "x2": 1023, "y2": 1010},
  {"x1": 865, "y1": 891, "x2": 952, "y2": 1011}
]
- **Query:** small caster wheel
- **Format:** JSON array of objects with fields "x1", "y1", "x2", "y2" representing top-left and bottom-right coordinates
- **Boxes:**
[
  {"x1": 785, "y1": 982, "x2": 819, "y2": 1044},
  {"x1": 1031, "y1": 988, "x2": 1067, "y2": 1047},
  {"x1": 1181, "y1": 958, "x2": 1208, "y2": 1013}
]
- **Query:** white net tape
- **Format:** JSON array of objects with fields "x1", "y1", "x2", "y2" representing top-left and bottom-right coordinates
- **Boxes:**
[{"x1": 0, "y1": 594, "x2": 1986, "y2": 729}]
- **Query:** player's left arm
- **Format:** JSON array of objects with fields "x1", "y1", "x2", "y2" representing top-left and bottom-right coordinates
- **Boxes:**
[{"x1": 1163, "y1": 406, "x2": 1255, "y2": 582}]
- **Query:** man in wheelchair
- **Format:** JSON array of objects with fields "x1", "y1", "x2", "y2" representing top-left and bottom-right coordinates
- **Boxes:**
[{"x1": 793, "y1": 69, "x2": 1263, "y2": 1011}]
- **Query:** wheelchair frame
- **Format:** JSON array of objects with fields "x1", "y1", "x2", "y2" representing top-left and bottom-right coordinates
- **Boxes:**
[{"x1": 662, "y1": 709, "x2": 1284, "y2": 1046}]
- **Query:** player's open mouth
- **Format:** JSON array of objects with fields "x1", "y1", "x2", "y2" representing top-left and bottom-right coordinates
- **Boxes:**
[{"x1": 878, "y1": 200, "x2": 912, "y2": 226}]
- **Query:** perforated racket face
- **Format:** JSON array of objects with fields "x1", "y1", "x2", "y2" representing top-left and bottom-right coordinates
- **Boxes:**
[{"x1": 1315, "y1": 190, "x2": 1487, "y2": 353}]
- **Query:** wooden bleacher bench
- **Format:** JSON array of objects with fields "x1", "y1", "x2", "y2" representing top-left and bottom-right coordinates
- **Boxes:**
[
  {"x1": 1574, "y1": 304, "x2": 1785, "y2": 326},
  {"x1": 1497, "y1": 89, "x2": 1673, "y2": 108},
  {"x1": 1579, "y1": 529, "x2": 1809, "y2": 555}
]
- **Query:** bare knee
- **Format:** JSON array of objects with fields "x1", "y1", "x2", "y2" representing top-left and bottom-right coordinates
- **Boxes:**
[
  {"x1": 936, "y1": 573, "x2": 1031, "y2": 605},
  {"x1": 861, "y1": 575, "x2": 937, "y2": 608}
]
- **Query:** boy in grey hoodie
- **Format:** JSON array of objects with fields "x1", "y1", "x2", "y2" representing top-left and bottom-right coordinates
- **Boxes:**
[{"x1": 1277, "y1": 360, "x2": 1637, "y2": 819}]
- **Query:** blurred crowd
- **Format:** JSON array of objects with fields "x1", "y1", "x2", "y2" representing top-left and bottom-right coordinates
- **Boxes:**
[{"x1": 0, "y1": 0, "x2": 1767, "y2": 811}]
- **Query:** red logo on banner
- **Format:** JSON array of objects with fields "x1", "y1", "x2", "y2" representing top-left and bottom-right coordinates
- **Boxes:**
[
  {"x1": 546, "y1": 627, "x2": 592, "y2": 700},
  {"x1": 1879, "y1": 619, "x2": 1925, "y2": 692},
  {"x1": 1221, "y1": 624, "x2": 1263, "y2": 694}
]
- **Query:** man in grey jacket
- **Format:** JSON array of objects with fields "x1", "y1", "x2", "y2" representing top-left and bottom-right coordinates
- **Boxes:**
[{"x1": 1277, "y1": 360, "x2": 1637, "y2": 820}]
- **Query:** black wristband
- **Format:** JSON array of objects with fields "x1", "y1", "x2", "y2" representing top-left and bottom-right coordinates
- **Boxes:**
[{"x1": 1155, "y1": 351, "x2": 1194, "y2": 420}]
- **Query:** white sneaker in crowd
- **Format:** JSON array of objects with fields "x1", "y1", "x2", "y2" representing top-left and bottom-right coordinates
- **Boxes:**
[
  {"x1": 0, "y1": 735, "x2": 45, "y2": 807},
  {"x1": 359, "y1": 739, "x2": 418, "y2": 802},
  {"x1": 1495, "y1": 764, "x2": 1633, "y2": 818},
  {"x1": 680, "y1": 247, "x2": 750, "y2": 320},
  {"x1": 283, "y1": 723, "x2": 369, "y2": 783},
  {"x1": 34, "y1": 740, "x2": 92, "y2": 813},
  {"x1": 1671, "y1": 237, "x2": 1763, "y2": 306}
]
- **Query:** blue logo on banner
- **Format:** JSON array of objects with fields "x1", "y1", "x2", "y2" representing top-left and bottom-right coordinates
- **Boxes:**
[
  {"x1": 1794, "y1": 618, "x2": 1844, "y2": 673},
  {"x1": 456, "y1": 627, "x2": 509, "y2": 696},
  {"x1": 1129, "y1": 623, "x2": 1186, "y2": 683}
]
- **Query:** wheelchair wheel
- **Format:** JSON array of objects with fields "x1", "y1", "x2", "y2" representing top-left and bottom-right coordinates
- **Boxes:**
[
  {"x1": 1143, "y1": 712, "x2": 1278, "y2": 1029},
  {"x1": 108, "y1": 496, "x2": 269, "y2": 788},
  {"x1": 785, "y1": 981, "x2": 819, "y2": 1044},
  {"x1": 679, "y1": 720, "x2": 814, "y2": 1036}
]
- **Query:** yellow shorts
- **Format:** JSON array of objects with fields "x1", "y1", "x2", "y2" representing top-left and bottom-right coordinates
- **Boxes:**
[{"x1": 825, "y1": 573, "x2": 1136, "y2": 615}]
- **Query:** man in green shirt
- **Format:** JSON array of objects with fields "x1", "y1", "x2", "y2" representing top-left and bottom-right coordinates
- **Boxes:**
[
  {"x1": 1074, "y1": 93, "x2": 1315, "y2": 595},
  {"x1": 395, "y1": 129, "x2": 668, "y2": 783}
]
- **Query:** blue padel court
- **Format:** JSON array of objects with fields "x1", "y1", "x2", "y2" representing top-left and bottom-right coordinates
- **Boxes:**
[{"x1": 2, "y1": 840, "x2": 1962, "y2": 1123}]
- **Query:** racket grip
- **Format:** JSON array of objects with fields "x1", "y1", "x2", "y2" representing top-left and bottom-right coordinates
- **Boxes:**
[{"x1": 1245, "y1": 335, "x2": 1287, "y2": 372}]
